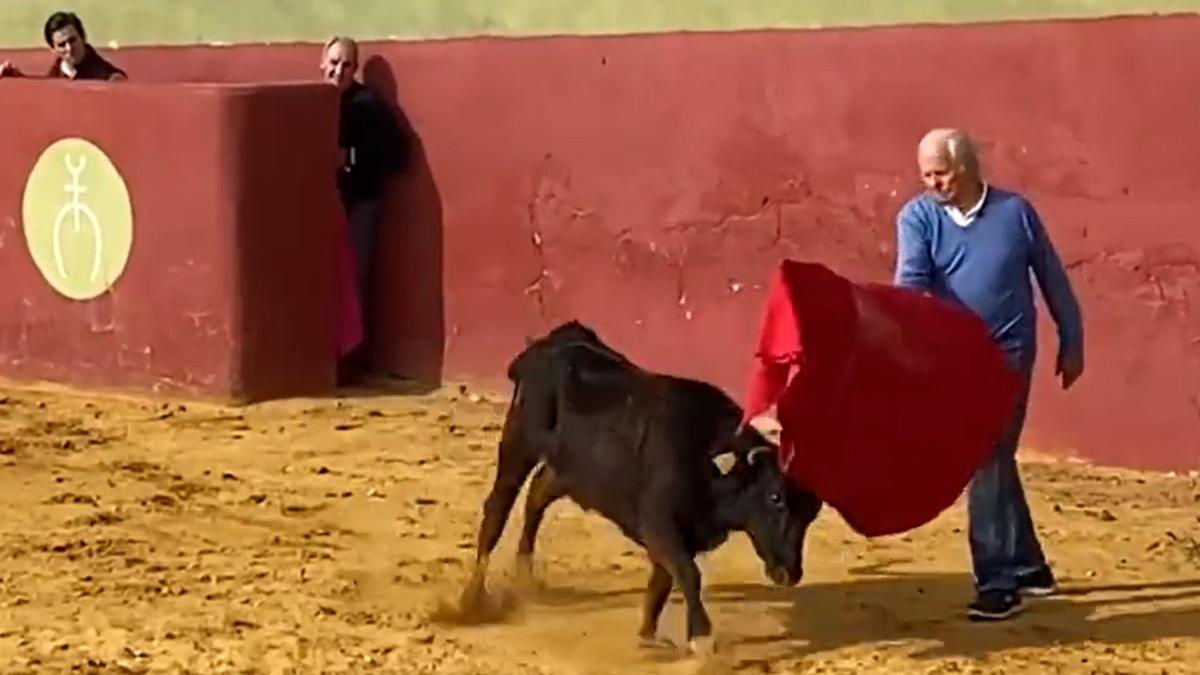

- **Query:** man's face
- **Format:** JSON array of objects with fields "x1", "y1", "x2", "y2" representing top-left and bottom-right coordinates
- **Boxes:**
[
  {"x1": 321, "y1": 42, "x2": 357, "y2": 91},
  {"x1": 50, "y1": 25, "x2": 85, "y2": 66},
  {"x1": 917, "y1": 146, "x2": 968, "y2": 205}
]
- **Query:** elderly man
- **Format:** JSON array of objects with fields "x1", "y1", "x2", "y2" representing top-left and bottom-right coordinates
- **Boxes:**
[
  {"x1": 0, "y1": 11, "x2": 126, "y2": 80},
  {"x1": 894, "y1": 128, "x2": 1084, "y2": 621},
  {"x1": 320, "y1": 36, "x2": 410, "y2": 383}
]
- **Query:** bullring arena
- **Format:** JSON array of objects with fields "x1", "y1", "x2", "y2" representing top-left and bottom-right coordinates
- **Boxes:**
[
  {"x1": 1, "y1": 2, "x2": 1199, "y2": 674},
  {"x1": 1, "y1": 384, "x2": 1198, "y2": 674}
]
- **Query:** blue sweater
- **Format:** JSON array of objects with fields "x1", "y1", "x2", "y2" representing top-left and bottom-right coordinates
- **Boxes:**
[{"x1": 893, "y1": 186, "x2": 1083, "y2": 363}]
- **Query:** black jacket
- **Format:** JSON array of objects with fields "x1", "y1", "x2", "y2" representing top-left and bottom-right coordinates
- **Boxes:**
[
  {"x1": 336, "y1": 81, "x2": 410, "y2": 205},
  {"x1": 47, "y1": 44, "x2": 126, "y2": 80}
]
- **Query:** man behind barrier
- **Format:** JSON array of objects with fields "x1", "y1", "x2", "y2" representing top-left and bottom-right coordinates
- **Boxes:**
[
  {"x1": 0, "y1": 11, "x2": 126, "y2": 81},
  {"x1": 320, "y1": 36, "x2": 411, "y2": 384}
]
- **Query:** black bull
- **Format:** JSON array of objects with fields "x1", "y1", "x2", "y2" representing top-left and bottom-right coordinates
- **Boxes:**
[{"x1": 460, "y1": 321, "x2": 824, "y2": 653}]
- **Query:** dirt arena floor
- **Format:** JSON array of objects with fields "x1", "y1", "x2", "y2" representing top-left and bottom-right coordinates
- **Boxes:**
[{"x1": 0, "y1": 380, "x2": 1197, "y2": 674}]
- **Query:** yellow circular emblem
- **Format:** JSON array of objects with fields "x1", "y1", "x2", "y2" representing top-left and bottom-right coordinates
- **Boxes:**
[{"x1": 22, "y1": 138, "x2": 134, "y2": 301}]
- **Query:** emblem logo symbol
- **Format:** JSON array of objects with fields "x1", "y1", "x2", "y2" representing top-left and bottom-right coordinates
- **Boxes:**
[{"x1": 22, "y1": 138, "x2": 133, "y2": 301}]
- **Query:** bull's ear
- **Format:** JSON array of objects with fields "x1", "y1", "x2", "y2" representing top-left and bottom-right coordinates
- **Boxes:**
[
  {"x1": 711, "y1": 452, "x2": 738, "y2": 476},
  {"x1": 747, "y1": 446, "x2": 774, "y2": 465}
]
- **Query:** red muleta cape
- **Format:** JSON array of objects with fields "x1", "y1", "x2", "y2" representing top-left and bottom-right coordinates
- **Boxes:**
[{"x1": 743, "y1": 260, "x2": 1022, "y2": 537}]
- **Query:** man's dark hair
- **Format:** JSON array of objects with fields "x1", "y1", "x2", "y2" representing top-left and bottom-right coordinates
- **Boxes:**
[{"x1": 43, "y1": 11, "x2": 86, "y2": 46}]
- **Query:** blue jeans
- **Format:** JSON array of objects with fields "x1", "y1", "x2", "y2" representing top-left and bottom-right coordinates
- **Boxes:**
[{"x1": 968, "y1": 347, "x2": 1049, "y2": 593}]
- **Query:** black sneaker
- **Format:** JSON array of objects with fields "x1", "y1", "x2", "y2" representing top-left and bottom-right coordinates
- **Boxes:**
[
  {"x1": 1016, "y1": 567, "x2": 1057, "y2": 598},
  {"x1": 967, "y1": 590, "x2": 1024, "y2": 621}
]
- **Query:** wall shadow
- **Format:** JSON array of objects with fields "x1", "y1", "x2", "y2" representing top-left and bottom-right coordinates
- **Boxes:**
[{"x1": 354, "y1": 55, "x2": 444, "y2": 395}]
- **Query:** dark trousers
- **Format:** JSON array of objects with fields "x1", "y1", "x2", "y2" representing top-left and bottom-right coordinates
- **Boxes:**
[
  {"x1": 347, "y1": 198, "x2": 380, "y2": 315},
  {"x1": 345, "y1": 194, "x2": 376, "y2": 338},
  {"x1": 968, "y1": 347, "x2": 1050, "y2": 592},
  {"x1": 341, "y1": 197, "x2": 380, "y2": 377}
]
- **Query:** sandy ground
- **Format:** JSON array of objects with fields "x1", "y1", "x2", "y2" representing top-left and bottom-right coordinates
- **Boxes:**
[{"x1": 0, "y1": 381, "x2": 1197, "y2": 675}]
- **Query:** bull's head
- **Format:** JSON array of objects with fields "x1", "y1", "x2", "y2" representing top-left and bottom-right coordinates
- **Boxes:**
[{"x1": 712, "y1": 439, "x2": 822, "y2": 587}]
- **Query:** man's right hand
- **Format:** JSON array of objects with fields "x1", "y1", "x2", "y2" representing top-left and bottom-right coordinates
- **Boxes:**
[
  {"x1": 1056, "y1": 347, "x2": 1083, "y2": 390},
  {"x1": 0, "y1": 61, "x2": 19, "y2": 78}
]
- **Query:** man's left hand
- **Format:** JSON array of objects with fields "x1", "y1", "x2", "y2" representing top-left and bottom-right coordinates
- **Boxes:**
[{"x1": 1056, "y1": 347, "x2": 1083, "y2": 390}]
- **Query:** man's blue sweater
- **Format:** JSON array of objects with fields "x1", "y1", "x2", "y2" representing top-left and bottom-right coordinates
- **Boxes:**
[{"x1": 893, "y1": 186, "x2": 1083, "y2": 364}]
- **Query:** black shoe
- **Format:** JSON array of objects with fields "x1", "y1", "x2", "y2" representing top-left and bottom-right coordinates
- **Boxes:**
[
  {"x1": 336, "y1": 353, "x2": 366, "y2": 387},
  {"x1": 967, "y1": 590, "x2": 1024, "y2": 621},
  {"x1": 1016, "y1": 567, "x2": 1057, "y2": 598}
]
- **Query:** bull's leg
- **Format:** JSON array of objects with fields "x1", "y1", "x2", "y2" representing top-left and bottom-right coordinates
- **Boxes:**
[
  {"x1": 461, "y1": 430, "x2": 539, "y2": 610},
  {"x1": 646, "y1": 536, "x2": 714, "y2": 656},
  {"x1": 637, "y1": 562, "x2": 674, "y2": 649},
  {"x1": 672, "y1": 556, "x2": 714, "y2": 655},
  {"x1": 515, "y1": 462, "x2": 567, "y2": 590}
]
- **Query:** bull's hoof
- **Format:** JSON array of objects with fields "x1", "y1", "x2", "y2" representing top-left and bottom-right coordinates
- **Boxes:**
[
  {"x1": 457, "y1": 582, "x2": 487, "y2": 614},
  {"x1": 688, "y1": 635, "x2": 717, "y2": 657},
  {"x1": 514, "y1": 575, "x2": 542, "y2": 595},
  {"x1": 513, "y1": 559, "x2": 544, "y2": 596},
  {"x1": 637, "y1": 634, "x2": 677, "y2": 651}
]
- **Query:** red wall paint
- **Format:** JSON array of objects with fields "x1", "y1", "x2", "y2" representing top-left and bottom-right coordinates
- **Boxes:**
[
  {"x1": 0, "y1": 79, "x2": 343, "y2": 400},
  {"x1": 1, "y1": 15, "x2": 1198, "y2": 469}
]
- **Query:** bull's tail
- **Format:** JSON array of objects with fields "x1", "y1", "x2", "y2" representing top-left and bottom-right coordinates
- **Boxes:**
[{"x1": 499, "y1": 373, "x2": 561, "y2": 463}]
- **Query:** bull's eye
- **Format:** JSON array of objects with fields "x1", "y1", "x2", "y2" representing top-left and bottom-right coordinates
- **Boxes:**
[{"x1": 769, "y1": 492, "x2": 783, "y2": 507}]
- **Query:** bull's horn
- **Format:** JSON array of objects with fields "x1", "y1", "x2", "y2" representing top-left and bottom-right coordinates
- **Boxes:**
[
  {"x1": 747, "y1": 446, "x2": 774, "y2": 464},
  {"x1": 746, "y1": 415, "x2": 781, "y2": 439},
  {"x1": 711, "y1": 452, "x2": 738, "y2": 476}
]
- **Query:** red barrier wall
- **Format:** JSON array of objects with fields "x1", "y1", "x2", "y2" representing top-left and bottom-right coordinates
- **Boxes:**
[
  {"x1": 0, "y1": 79, "x2": 342, "y2": 401},
  {"x1": 1, "y1": 15, "x2": 1198, "y2": 469}
]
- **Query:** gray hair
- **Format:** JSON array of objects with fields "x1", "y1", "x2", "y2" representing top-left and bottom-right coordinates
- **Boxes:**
[
  {"x1": 322, "y1": 36, "x2": 359, "y2": 60},
  {"x1": 919, "y1": 128, "x2": 980, "y2": 177}
]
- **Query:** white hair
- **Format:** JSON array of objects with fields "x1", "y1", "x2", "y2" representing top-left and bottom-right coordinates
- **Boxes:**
[
  {"x1": 322, "y1": 36, "x2": 359, "y2": 60},
  {"x1": 919, "y1": 128, "x2": 980, "y2": 177}
]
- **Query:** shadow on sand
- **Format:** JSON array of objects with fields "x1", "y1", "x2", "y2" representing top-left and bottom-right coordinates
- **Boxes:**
[{"x1": 506, "y1": 563, "x2": 1200, "y2": 661}]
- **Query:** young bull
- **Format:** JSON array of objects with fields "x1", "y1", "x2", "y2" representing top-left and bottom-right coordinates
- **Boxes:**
[{"x1": 460, "y1": 321, "x2": 823, "y2": 655}]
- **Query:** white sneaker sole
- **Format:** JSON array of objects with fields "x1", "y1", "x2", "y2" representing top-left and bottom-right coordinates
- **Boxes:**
[{"x1": 967, "y1": 602, "x2": 1025, "y2": 621}]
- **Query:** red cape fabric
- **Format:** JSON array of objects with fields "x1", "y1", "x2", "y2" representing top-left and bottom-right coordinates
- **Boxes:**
[{"x1": 743, "y1": 260, "x2": 1022, "y2": 538}]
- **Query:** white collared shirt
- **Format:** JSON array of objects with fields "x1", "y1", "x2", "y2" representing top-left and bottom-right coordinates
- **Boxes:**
[{"x1": 943, "y1": 183, "x2": 989, "y2": 227}]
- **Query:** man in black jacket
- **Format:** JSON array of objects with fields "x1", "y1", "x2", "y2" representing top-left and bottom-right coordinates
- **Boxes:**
[
  {"x1": 0, "y1": 11, "x2": 127, "y2": 80},
  {"x1": 321, "y1": 36, "x2": 411, "y2": 382}
]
